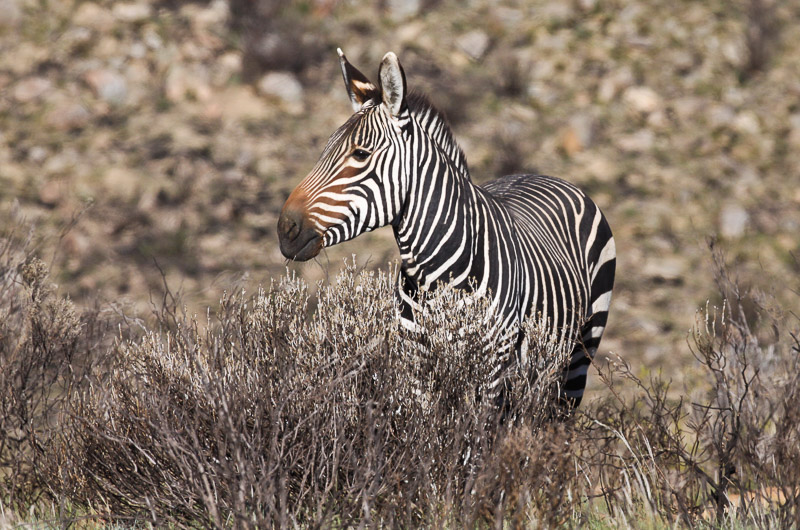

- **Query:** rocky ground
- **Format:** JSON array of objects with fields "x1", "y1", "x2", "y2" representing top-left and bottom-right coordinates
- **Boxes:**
[{"x1": 2, "y1": 0, "x2": 799, "y2": 393}]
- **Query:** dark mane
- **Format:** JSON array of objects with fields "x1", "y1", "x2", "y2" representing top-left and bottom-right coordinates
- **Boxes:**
[{"x1": 406, "y1": 91, "x2": 469, "y2": 173}]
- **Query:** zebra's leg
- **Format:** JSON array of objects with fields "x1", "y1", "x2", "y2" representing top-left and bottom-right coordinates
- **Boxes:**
[
  {"x1": 561, "y1": 233, "x2": 616, "y2": 411},
  {"x1": 560, "y1": 299, "x2": 613, "y2": 412},
  {"x1": 487, "y1": 328, "x2": 529, "y2": 423},
  {"x1": 559, "y1": 342, "x2": 593, "y2": 412}
]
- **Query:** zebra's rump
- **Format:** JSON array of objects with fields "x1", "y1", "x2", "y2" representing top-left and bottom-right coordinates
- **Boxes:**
[{"x1": 481, "y1": 173, "x2": 616, "y2": 407}]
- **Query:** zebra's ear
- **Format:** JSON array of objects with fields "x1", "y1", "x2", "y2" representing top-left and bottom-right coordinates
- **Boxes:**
[
  {"x1": 379, "y1": 52, "x2": 407, "y2": 118},
  {"x1": 337, "y1": 48, "x2": 379, "y2": 112}
]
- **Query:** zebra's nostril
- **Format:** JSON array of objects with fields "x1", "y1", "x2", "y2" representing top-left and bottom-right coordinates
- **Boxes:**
[
  {"x1": 278, "y1": 211, "x2": 302, "y2": 241},
  {"x1": 287, "y1": 219, "x2": 300, "y2": 240}
]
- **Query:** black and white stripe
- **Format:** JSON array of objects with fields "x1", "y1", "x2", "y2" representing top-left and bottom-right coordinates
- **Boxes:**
[{"x1": 278, "y1": 50, "x2": 616, "y2": 408}]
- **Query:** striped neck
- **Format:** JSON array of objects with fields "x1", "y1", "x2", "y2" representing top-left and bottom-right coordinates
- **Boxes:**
[
  {"x1": 405, "y1": 92, "x2": 469, "y2": 178},
  {"x1": 394, "y1": 96, "x2": 479, "y2": 290}
]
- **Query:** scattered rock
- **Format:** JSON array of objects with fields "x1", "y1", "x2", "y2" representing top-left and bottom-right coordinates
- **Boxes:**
[
  {"x1": 42, "y1": 148, "x2": 79, "y2": 176},
  {"x1": 788, "y1": 113, "x2": 800, "y2": 148},
  {"x1": 256, "y1": 156, "x2": 281, "y2": 179},
  {"x1": 559, "y1": 114, "x2": 594, "y2": 155},
  {"x1": 719, "y1": 203, "x2": 749, "y2": 239},
  {"x1": 622, "y1": 85, "x2": 662, "y2": 114},
  {"x1": 396, "y1": 21, "x2": 425, "y2": 45},
  {"x1": 2, "y1": 0, "x2": 800, "y2": 391},
  {"x1": 47, "y1": 103, "x2": 91, "y2": 131},
  {"x1": 143, "y1": 27, "x2": 163, "y2": 50},
  {"x1": 165, "y1": 64, "x2": 212, "y2": 102},
  {"x1": 164, "y1": 65, "x2": 188, "y2": 102},
  {"x1": 123, "y1": 61, "x2": 150, "y2": 105},
  {"x1": 671, "y1": 96, "x2": 702, "y2": 123},
  {"x1": 61, "y1": 27, "x2": 94, "y2": 54},
  {"x1": 644, "y1": 344, "x2": 666, "y2": 363},
  {"x1": 597, "y1": 67, "x2": 633, "y2": 102},
  {"x1": 94, "y1": 35, "x2": 123, "y2": 59},
  {"x1": 13, "y1": 77, "x2": 52, "y2": 102},
  {"x1": 643, "y1": 257, "x2": 685, "y2": 284},
  {"x1": 129, "y1": 41, "x2": 147, "y2": 59},
  {"x1": 27, "y1": 146, "x2": 48, "y2": 164},
  {"x1": 540, "y1": 2, "x2": 574, "y2": 24},
  {"x1": 617, "y1": 129, "x2": 654, "y2": 152},
  {"x1": 707, "y1": 104, "x2": 735, "y2": 129},
  {"x1": 789, "y1": 113, "x2": 800, "y2": 132},
  {"x1": 62, "y1": 231, "x2": 90, "y2": 258},
  {"x1": 583, "y1": 154, "x2": 617, "y2": 183},
  {"x1": 458, "y1": 30, "x2": 490, "y2": 60},
  {"x1": 212, "y1": 131, "x2": 247, "y2": 167},
  {"x1": 646, "y1": 110, "x2": 668, "y2": 129},
  {"x1": 386, "y1": 0, "x2": 419, "y2": 20},
  {"x1": 102, "y1": 167, "x2": 140, "y2": 202},
  {"x1": 203, "y1": 85, "x2": 275, "y2": 122},
  {"x1": 212, "y1": 52, "x2": 242, "y2": 86},
  {"x1": 84, "y1": 69, "x2": 128, "y2": 105},
  {"x1": 733, "y1": 110, "x2": 760, "y2": 135},
  {"x1": 190, "y1": 0, "x2": 229, "y2": 29},
  {"x1": 493, "y1": 7, "x2": 523, "y2": 31},
  {"x1": 560, "y1": 128, "x2": 582, "y2": 156},
  {"x1": 4, "y1": 43, "x2": 48, "y2": 75},
  {"x1": 170, "y1": 123, "x2": 208, "y2": 152},
  {"x1": 38, "y1": 178, "x2": 64, "y2": 207},
  {"x1": 258, "y1": 71, "x2": 304, "y2": 111},
  {"x1": 0, "y1": 0, "x2": 21, "y2": 28},
  {"x1": 73, "y1": 2, "x2": 114, "y2": 31},
  {"x1": 527, "y1": 82, "x2": 557, "y2": 106},
  {"x1": 112, "y1": 2, "x2": 152, "y2": 23}
]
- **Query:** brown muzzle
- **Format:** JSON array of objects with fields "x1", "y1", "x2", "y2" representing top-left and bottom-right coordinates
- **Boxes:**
[{"x1": 277, "y1": 188, "x2": 323, "y2": 261}]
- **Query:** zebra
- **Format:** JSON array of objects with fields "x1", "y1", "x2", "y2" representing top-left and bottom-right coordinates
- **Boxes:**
[{"x1": 277, "y1": 49, "x2": 616, "y2": 409}]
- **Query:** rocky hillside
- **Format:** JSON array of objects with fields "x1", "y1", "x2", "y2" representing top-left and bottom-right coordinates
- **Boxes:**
[{"x1": 1, "y1": 0, "x2": 799, "y2": 390}]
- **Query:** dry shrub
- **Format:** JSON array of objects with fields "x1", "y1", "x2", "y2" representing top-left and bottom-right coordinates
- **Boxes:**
[
  {"x1": 5, "y1": 211, "x2": 799, "y2": 528},
  {"x1": 581, "y1": 244, "x2": 800, "y2": 528},
  {"x1": 0, "y1": 209, "x2": 112, "y2": 517},
  {"x1": 49, "y1": 262, "x2": 578, "y2": 527}
]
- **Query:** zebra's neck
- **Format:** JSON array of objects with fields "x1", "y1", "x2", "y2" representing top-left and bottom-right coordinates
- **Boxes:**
[
  {"x1": 394, "y1": 102, "x2": 481, "y2": 291},
  {"x1": 405, "y1": 93, "x2": 469, "y2": 174}
]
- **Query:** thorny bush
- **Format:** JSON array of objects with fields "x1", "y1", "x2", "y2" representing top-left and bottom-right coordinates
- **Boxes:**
[
  {"x1": 48, "y1": 262, "x2": 578, "y2": 528},
  {"x1": 0, "y1": 209, "x2": 114, "y2": 519},
  {"x1": 2, "y1": 211, "x2": 800, "y2": 528},
  {"x1": 580, "y1": 245, "x2": 800, "y2": 528}
]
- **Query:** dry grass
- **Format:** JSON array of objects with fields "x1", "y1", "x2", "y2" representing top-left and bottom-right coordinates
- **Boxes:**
[{"x1": 1, "y1": 213, "x2": 799, "y2": 528}]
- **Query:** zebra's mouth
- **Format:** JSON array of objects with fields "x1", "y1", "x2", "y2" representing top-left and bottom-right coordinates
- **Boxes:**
[
  {"x1": 287, "y1": 232, "x2": 322, "y2": 261},
  {"x1": 277, "y1": 197, "x2": 325, "y2": 261},
  {"x1": 277, "y1": 216, "x2": 323, "y2": 262},
  {"x1": 278, "y1": 226, "x2": 323, "y2": 261}
]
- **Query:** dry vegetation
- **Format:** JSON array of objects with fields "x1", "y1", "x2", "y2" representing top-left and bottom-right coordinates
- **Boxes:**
[
  {"x1": 2, "y1": 210, "x2": 800, "y2": 528},
  {"x1": 2, "y1": 0, "x2": 800, "y2": 527}
]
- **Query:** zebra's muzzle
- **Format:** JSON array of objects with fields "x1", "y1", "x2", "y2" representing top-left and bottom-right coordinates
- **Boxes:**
[{"x1": 277, "y1": 207, "x2": 323, "y2": 261}]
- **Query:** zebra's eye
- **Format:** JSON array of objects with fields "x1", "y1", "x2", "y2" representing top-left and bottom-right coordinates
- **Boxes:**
[{"x1": 351, "y1": 148, "x2": 371, "y2": 162}]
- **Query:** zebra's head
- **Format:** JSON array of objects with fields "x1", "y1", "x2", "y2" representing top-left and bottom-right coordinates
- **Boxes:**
[{"x1": 278, "y1": 49, "x2": 410, "y2": 261}]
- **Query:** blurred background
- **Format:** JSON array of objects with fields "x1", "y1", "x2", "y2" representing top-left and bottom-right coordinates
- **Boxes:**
[{"x1": 1, "y1": 0, "x2": 798, "y2": 392}]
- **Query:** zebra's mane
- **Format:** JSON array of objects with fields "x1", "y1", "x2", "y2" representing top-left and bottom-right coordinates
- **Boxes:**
[{"x1": 406, "y1": 91, "x2": 469, "y2": 174}]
